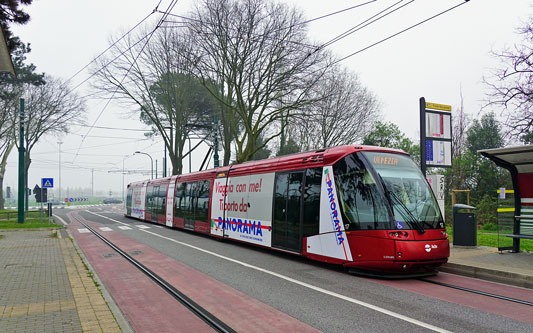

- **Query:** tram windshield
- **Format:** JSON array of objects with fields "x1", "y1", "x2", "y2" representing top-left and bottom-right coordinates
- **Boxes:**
[
  {"x1": 333, "y1": 153, "x2": 391, "y2": 230},
  {"x1": 363, "y1": 152, "x2": 444, "y2": 230}
]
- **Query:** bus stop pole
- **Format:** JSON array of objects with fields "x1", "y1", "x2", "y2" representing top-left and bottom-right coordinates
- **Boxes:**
[{"x1": 419, "y1": 97, "x2": 427, "y2": 177}]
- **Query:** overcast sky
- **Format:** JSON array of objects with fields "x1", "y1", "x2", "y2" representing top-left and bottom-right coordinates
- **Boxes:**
[{"x1": 4, "y1": 0, "x2": 531, "y2": 200}]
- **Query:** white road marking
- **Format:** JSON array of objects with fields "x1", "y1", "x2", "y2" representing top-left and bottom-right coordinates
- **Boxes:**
[
  {"x1": 78, "y1": 228, "x2": 90, "y2": 233},
  {"x1": 85, "y1": 211, "x2": 449, "y2": 333},
  {"x1": 136, "y1": 225, "x2": 150, "y2": 229},
  {"x1": 53, "y1": 215, "x2": 68, "y2": 226},
  {"x1": 118, "y1": 226, "x2": 132, "y2": 230},
  {"x1": 99, "y1": 227, "x2": 113, "y2": 232}
]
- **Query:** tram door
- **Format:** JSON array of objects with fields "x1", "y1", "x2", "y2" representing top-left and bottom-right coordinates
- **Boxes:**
[{"x1": 272, "y1": 172, "x2": 303, "y2": 252}]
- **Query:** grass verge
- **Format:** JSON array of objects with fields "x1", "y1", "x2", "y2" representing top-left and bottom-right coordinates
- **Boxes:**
[
  {"x1": 447, "y1": 226, "x2": 533, "y2": 252},
  {"x1": 0, "y1": 219, "x2": 62, "y2": 229}
]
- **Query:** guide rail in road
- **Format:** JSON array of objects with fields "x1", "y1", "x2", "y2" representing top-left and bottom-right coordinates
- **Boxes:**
[
  {"x1": 419, "y1": 278, "x2": 533, "y2": 307},
  {"x1": 70, "y1": 214, "x2": 236, "y2": 333}
]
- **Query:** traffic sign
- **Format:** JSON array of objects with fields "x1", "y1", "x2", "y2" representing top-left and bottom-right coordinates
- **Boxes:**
[{"x1": 42, "y1": 178, "x2": 54, "y2": 188}]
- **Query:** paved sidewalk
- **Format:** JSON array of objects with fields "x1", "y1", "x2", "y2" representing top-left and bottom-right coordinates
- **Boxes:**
[{"x1": 0, "y1": 229, "x2": 122, "y2": 332}]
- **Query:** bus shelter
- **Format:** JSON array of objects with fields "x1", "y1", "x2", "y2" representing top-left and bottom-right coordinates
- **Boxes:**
[{"x1": 479, "y1": 145, "x2": 533, "y2": 252}]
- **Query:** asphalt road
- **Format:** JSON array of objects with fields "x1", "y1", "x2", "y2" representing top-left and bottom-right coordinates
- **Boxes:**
[{"x1": 55, "y1": 206, "x2": 533, "y2": 333}]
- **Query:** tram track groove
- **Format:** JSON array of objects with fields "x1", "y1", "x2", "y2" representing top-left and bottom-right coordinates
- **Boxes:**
[
  {"x1": 83, "y1": 210, "x2": 453, "y2": 333},
  {"x1": 70, "y1": 213, "x2": 236, "y2": 333},
  {"x1": 419, "y1": 278, "x2": 533, "y2": 307}
]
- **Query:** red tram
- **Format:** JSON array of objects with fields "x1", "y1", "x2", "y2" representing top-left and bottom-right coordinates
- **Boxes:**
[{"x1": 125, "y1": 145, "x2": 449, "y2": 275}]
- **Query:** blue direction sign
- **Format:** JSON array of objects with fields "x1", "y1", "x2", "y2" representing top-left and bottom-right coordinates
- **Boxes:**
[{"x1": 41, "y1": 178, "x2": 54, "y2": 188}]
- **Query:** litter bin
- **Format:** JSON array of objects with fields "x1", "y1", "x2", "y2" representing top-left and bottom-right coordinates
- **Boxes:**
[{"x1": 452, "y1": 204, "x2": 476, "y2": 246}]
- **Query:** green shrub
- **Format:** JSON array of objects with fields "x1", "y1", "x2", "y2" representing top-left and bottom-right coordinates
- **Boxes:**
[
  {"x1": 481, "y1": 222, "x2": 498, "y2": 232},
  {"x1": 476, "y1": 194, "x2": 497, "y2": 225}
]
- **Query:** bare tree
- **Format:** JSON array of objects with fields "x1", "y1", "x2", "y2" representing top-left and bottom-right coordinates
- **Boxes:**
[
  {"x1": 0, "y1": 94, "x2": 17, "y2": 209},
  {"x1": 189, "y1": 0, "x2": 329, "y2": 162},
  {"x1": 92, "y1": 26, "x2": 216, "y2": 175},
  {"x1": 289, "y1": 67, "x2": 379, "y2": 150},
  {"x1": 485, "y1": 17, "x2": 533, "y2": 137},
  {"x1": 13, "y1": 76, "x2": 86, "y2": 192},
  {"x1": 0, "y1": 40, "x2": 44, "y2": 208},
  {"x1": 452, "y1": 87, "x2": 470, "y2": 158}
]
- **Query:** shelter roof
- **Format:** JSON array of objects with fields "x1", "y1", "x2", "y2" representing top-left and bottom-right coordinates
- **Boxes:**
[{"x1": 479, "y1": 145, "x2": 533, "y2": 173}]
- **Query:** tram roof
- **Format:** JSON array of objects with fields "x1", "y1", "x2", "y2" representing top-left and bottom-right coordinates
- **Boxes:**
[
  {"x1": 479, "y1": 145, "x2": 533, "y2": 174},
  {"x1": 129, "y1": 145, "x2": 409, "y2": 185},
  {"x1": 213, "y1": 145, "x2": 408, "y2": 176}
]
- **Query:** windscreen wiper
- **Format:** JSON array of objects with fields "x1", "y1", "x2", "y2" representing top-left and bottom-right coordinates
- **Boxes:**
[{"x1": 378, "y1": 175, "x2": 426, "y2": 234}]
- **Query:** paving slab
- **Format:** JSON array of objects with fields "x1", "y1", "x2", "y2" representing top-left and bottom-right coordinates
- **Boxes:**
[{"x1": 0, "y1": 229, "x2": 123, "y2": 332}]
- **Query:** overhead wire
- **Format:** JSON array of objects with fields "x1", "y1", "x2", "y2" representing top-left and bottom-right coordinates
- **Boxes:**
[
  {"x1": 330, "y1": 0, "x2": 472, "y2": 66},
  {"x1": 318, "y1": 0, "x2": 414, "y2": 50},
  {"x1": 64, "y1": 7, "x2": 158, "y2": 86},
  {"x1": 61, "y1": 0, "x2": 382, "y2": 143},
  {"x1": 159, "y1": 0, "x2": 378, "y2": 50},
  {"x1": 71, "y1": 0, "x2": 180, "y2": 164},
  {"x1": 66, "y1": 124, "x2": 152, "y2": 132}
]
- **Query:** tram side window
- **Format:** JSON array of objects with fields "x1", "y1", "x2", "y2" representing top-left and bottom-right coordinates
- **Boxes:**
[
  {"x1": 186, "y1": 182, "x2": 197, "y2": 220},
  {"x1": 155, "y1": 184, "x2": 167, "y2": 215},
  {"x1": 303, "y1": 168, "x2": 321, "y2": 237},
  {"x1": 333, "y1": 153, "x2": 390, "y2": 230},
  {"x1": 126, "y1": 188, "x2": 133, "y2": 209},
  {"x1": 153, "y1": 187, "x2": 159, "y2": 215},
  {"x1": 195, "y1": 180, "x2": 210, "y2": 222},
  {"x1": 146, "y1": 186, "x2": 154, "y2": 215},
  {"x1": 175, "y1": 182, "x2": 188, "y2": 219}
]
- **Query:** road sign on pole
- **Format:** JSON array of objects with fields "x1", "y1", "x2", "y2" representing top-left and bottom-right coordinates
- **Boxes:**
[{"x1": 42, "y1": 178, "x2": 54, "y2": 188}]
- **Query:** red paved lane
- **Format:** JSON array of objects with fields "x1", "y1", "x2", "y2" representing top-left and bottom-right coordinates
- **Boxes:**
[
  {"x1": 69, "y1": 213, "x2": 319, "y2": 332},
  {"x1": 69, "y1": 214, "x2": 213, "y2": 332},
  {"x1": 371, "y1": 273, "x2": 533, "y2": 323}
]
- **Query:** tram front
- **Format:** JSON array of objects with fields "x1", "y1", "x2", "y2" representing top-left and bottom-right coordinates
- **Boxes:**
[{"x1": 333, "y1": 150, "x2": 449, "y2": 275}]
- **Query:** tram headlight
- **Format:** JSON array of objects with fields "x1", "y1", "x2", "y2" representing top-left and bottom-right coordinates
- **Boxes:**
[{"x1": 389, "y1": 232, "x2": 409, "y2": 238}]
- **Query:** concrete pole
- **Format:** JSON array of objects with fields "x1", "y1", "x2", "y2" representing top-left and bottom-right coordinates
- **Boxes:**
[{"x1": 58, "y1": 140, "x2": 62, "y2": 200}]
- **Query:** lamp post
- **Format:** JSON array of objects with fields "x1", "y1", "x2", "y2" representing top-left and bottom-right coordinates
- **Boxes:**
[{"x1": 134, "y1": 151, "x2": 153, "y2": 179}]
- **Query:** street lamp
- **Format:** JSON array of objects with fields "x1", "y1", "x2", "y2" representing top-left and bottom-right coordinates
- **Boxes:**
[{"x1": 134, "y1": 151, "x2": 153, "y2": 179}]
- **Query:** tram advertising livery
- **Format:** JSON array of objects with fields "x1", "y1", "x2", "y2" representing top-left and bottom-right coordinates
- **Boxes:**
[{"x1": 125, "y1": 145, "x2": 449, "y2": 275}]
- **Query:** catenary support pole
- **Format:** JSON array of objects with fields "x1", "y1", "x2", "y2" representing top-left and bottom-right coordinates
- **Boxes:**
[
  {"x1": 17, "y1": 99, "x2": 25, "y2": 223},
  {"x1": 214, "y1": 115, "x2": 219, "y2": 168}
]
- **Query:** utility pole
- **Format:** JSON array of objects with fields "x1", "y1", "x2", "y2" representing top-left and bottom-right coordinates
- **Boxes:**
[
  {"x1": 17, "y1": 99, "x2": 25, "y2": 223},
  {"x1": 163, "y1": 143, "x2": 167, "y2": 177},
  {"x1": 91, "y1": 168, "x2": 94, "y2": 197},
  {"x1": 58, "y1": 140, "x2": 62, "y2": 200},
  {"x1": 122, "y1": 156, "x2": 125, "y2": 202},
  {"x1": 213, "y1": 114, "x2": 219, "y2": 168}
]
